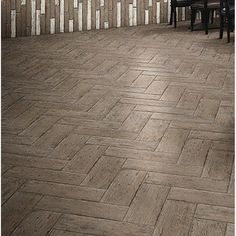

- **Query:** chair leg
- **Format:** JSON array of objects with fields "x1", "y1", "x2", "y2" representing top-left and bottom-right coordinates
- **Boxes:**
[
  {"x1": 204, "y1": 10, "x2": 209, "y2": 34},
  {"x1": 191, "y1": 9, "x2": 196, "y2": 31},
  {"x1": 211, "y1": 10, "x2": 214, "y2": 24},
  {"x1": 227, "y1": 17, "x2": 231, "y2": 43},
  {"x1": 201, "y1": 10, "x2": 204, "y2": 23},
  {"x1": 170, "y1": 6, "x2": 174, "y2": 25},
  {"x1": 174, "y1": 9, "x2": 177, "y2": 28},
  {"x1": 231, "y1": 20, "x2": 234, "y2": 32},
  {"x1": 219, "y1": 15, "x2": 224, "y2": 39}
]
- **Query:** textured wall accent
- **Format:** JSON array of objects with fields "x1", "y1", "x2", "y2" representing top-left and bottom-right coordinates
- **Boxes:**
[{"x1": 2, "y1": 0, "x2": 190, "y2": 38}]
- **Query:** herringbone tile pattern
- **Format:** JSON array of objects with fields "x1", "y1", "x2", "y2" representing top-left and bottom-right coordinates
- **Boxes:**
[{"x1": 2, "y1": 23, "x2": 234, "y2": 236}]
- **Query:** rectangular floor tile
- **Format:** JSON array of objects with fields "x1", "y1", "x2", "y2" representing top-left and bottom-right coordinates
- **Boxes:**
[
  {"x1": 202, "y1": 149, "x2": 234, "y2": 181},
  {"x1": 3, "y1": 143, "x2": 50, "y2": 157},
  {"x1": 125, "y1": 183, "x2": 169, "y2": 225},
  {"x1": 116, "y1": 70, "x2": 142, "y2": 85},
  {"x1": 2, "y1": 93, "x2": 23, "y2": 112},
  {"x1": 2, "y1": 177, "x2": 25, "y2": 204},
  {"x1": 6, "y1": 106, "x2": 46, "y2": 132},
  {"x1": 76, "y1": 89, "x2": 107, "y2": 111},
  {"x1": 81, "y1": 156, "x2": 125, "y2": 189},
  {"x1": 226, "y1": 223, "x2": 234, "y2": 236},
  {"x1": 104, "y1": 103, "x2": 135, "y2": 122},
  {"x1": 132, "y1": 74, "x2": 155, "y2": 88},
  {"x1": 19, "y1": 115, "x2": 60, "y2": 137},
  {"x1": 177, "y1": 62, "x2": 196, "y2": 75},
  {"x1": 1, "y1": 134, "x2": 37, "y2": 145},
  {"x1": 215, "y1": 106, "x2": 234, "y2": 128},
  {"x1": 178, "y1": 139, "x2": 211, "y2": 166},
  {"x1": 36, "y1": 196, "x2": 128, "y2": 221},
  {"x1": 170, "y1": 121, "x2": 233, "y2": 133},
  {"x1": 2, "y1": 192, "x2": 42, "y2": 236},
  {"x1": 34, "y1": 124, "x2": 75, "y2": 150},
  {"x1": 45, "y1": 109, "x2": 97, "y2": 120},
  {"x1": 2, "y1": 153, "x2": 67, "y2": 170},
  {"x1": 177, "y1": 91, "x2": 201, "y2": 110},
  {"x1": 120, "y1": 98, "x2": 176, "y2": 107},
  {"x1": 151, "y1": 113, "x2": 212, "y2": 123},
  {"x1": 120, "y1": 111, "x2": 151, "y2": 133},
  {"x1": 60, "y1": 117, "x2": 121, "y2": 129},
  {"x1": 54, "y1": 214, "x2": 153, "y2": 236},
  {"x1": 194, "y1": 99, "x2": 220, "y2": 120},
  {"x1": 105, "y1": 147, "x2": 178, "y2": 163},
  {"x1": 64, "y1": 145, "x2": 107, "y2": 174},
  {"x1": 146, "y1": 172, "x2": 228, "y2": 192},
  {"x1": 123, "y1": 159, "x2": 202, "y2": 176},
  {"x1": 190, "y1": 219, "x2": 226, "y2": 236},
  {"x1": 102, "y1": 169, "x2": 145, "y2": 206},
  {"x1": 228, "y1": 162, "x2": 234, "y2": 194},
  {"x1": 88, "y1": 96, "x2": 119, "y2": 117},
  {"x1": 49, "y1": 134, "x2": 88, "y2": 160},
  {"x1": 75, "y1": 127, "x2": 138, "y2": 140},
  {"x1": 11, "y1": 210, "x2": 60, "y2": 236},
  {"x1": 189, "y1": 130, "x2": 234, "y2": 142},
  {"x1": 145, "y1": 81, "x2": 169, "y2": 95},
  {"x1": 153, "y1": 200, "x2": 195, "y2": 236},
  {"x1": 212, "y1": 141, "x2": 234, "y2": 152},
  {"x1": 49, "y1": 229, "x2": 86, "y2": 236},
  {"x1": 4, "y1": 166, "x2": 86, "y2": 185},
  {"x1": 137, "y1": 119, "x2": 169, "y2": 142},
  {"x1": 2, "y1": 100, "x2": 33, "y2": 124},
  {"x1": 156, "y1": 128, "x2": 189, "y2": 154},
  {"x1": 21, "y1": 180, "x2": 105, "y2": 201},
  {"x1": 135, "y1": 105, "x2": 193, "y2": 115},
  {"x1": 195, "y1": 204, "x2": 234, "y2": 223},
  {"x1": 160, "y1": 85, "x2": 185, "y2": 102},
  {"x1": 87, "y1": 136, "x2": 157, "y2": 151},
  {"x1": 168, "y1": 187, "x2": 234, "y2": 207},
  {"x1": 65, "y1": 83, "x2": 93, "y2": 99}
]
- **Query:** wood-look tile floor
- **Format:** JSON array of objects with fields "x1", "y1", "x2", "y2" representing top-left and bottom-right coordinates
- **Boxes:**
[{"x1": 2, "y1": 23, "x2": 234, "y2": 236}]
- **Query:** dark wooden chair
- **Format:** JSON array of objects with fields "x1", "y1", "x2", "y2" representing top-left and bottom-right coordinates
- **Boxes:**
[
  {"x1": 219, "y1": 0, "x2": 234, "y2": 42},
  {"x1": 170, "y1": 0, "x2": 192, "y2": 27},
  {"x1": 190, "y1": 0, "x2": 220, "y2": 34}
]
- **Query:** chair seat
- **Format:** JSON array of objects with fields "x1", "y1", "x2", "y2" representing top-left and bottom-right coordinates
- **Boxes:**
[
  {"x1": 175, "y1": 0, "x2": 192, "y2": 7},
  {"x1": 191, "y1": 0, "x2": 220, "y2": 9},
  {"x1": 221, "y1": 5, "x2": 235, "y2": 14}
]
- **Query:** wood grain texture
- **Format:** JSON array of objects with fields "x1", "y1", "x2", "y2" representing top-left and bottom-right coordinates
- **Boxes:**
[
  {"x1": 125, "y1": 183, "x2": 169, "y2": 225},
  {"x1": 190, "y1": 218, "x2": 226, "y2": 236},
  {"x1": 2, "y1": 23, "x2": 234, "y2": 235},
  {"x1": 2, "y1": 0, "x2": 190, "y2": 37},
  {"x1": 153, "y1": 200, "x2": 196, "y2": 236},
  {"x1": 11, "y1": 211, "x2": 60, "y2": 236},
  {"x1": 54, "y1": 214, "x2": 154, "y2": 236},
  {"x1": 101, "y1": 169, "x2": 146, "y2": 206}
]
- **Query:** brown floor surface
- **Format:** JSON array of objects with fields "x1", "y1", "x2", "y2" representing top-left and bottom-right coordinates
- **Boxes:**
[{"x1": 2, "y1": 23, "x2": 235, "y2": 236}]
